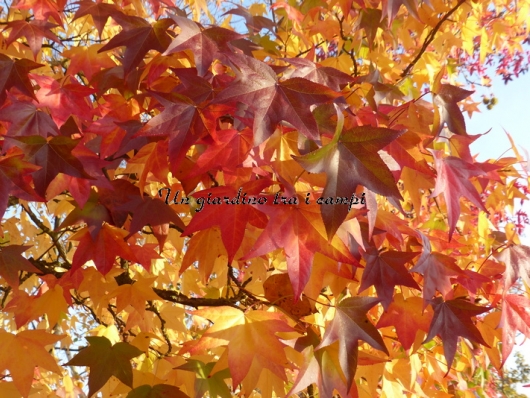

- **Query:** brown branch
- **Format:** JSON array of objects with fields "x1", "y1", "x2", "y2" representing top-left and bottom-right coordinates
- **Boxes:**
[
  {"x1": 400, "y1": 0, "x2": 467, "y2": 78},
  {"x1": 337, "y1": 15, "x2": 358, "y2": 76},
  {"x1": 72, "y1": 293, "x2": 107, "y2": 326},
  {"x1": 153, "y1": 288, "x2": 244, "y2": 309},
  {"x1": 21, "y1": 204, "x2": 71, "y2": 266},
  {"x1": 146, "y1": 301, "x2": 172, "y2": 355},
  {"x1": 295, "y1": 39, "x2": 328, "y2": 58}
]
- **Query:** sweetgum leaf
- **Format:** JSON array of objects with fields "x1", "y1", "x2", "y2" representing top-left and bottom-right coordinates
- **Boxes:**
[
  {"x1": 182, "y1": 181, "x2": 269, "y2": 262},
  {"x1": 429, "y1": 151, "x2": 487, "y2": 240},
  {"x1": 181, "y1": 307, "x2": 294, "y2": 387},
  {"x1": 376, "y1": 294, "x2": 433, "y2": 350},
  {"x1": 73, "y1": 0, "x2": 119, "y2": 36},
  {"x1": 424, "y1": 297, "x2": 490, "y2": 372},
  {"x1": 0, "y1": 147, "x2": 41, "y2": 220},
  {"x1": 4, "y1": 20, "x2": 60, "y2": 59},
  {"x1": 242, "y1": 201, "x2": 357, "y2": 298},
  {"x1": 66, "y1": 336, "x2": 143, "y2": 397},
  {"x1": 9, "y1": 135, "x2": 92, "y2": 198},
  {"x1": 164, "y1": 16, "x2": 243, "y2": 76},
  {"x1": 316, "y1": 296, "x2": 388, "y2": 390},
  {"x1": 127, "y1": 384, "x2": 189, "y2": 398},
  {"x1": 500, "y1": 295, "x2": 530, "y2": 365},
  {"x1": 0, "y1": 330, "x2": 64, "y2": 397},
  {"x1": 216, "y1": 54, "x2": 340, "y2": 145},
  {"x1": 410, "y1": 232, "x2": 465, "y2": 305},
  {"x1": 494, "y1": 244, "x2": 530, "y2": 290},
  {"x1": 98, "y1": 17, "x2": 173, "y2": 74},
  {"x1": 295, "y1": 125, "x2": 403, "y2": 238},
  {"x1": 0, "y1": 54, "x2": 42, "y2": 102},
  {"x1": 359, "y1": 248, "x2": 420, "y2": 309},
  {"x1": 433, "y1": 83, "x2": 474, "y2": 136},
  {"x1": 0, "y1": 245, "x2": 40, "y2": 288}
]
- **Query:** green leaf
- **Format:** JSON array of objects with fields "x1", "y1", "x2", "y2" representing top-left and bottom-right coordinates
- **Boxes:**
[
  {"x1": 126, "y1": 384, "x2": 189, "y2": 398},
  {"x1": 66, "y1": 336, "x2": 143, "y2": 397}
]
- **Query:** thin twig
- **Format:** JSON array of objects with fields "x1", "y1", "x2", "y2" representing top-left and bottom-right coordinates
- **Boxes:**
[{"x1": 400, "y1": 0, "x2": 467, "y2": 79}]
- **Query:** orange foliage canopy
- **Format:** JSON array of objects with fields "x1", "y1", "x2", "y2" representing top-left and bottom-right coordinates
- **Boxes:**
[{"x1": 0, "y1": 0, "x2": 530, "y2": 396}]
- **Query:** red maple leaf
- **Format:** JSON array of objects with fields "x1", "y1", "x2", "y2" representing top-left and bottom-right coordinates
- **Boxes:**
[
  {"x1": 3, "y1": 20, "x2": 60, "y2": 59},
  {"x1": 215, "y1": 54, "x2": 340, "y2": 145},
  {"x1": 164, "y1": 16, "x2": 243, "y2": 76},
  {"x1": 500, "y1": 295, "x2": 530, "y2": 364},
  {"x1": 98, "y1": 15, "x2": 173, "y2": 74},
  {"x1": 182, "y1": 181, "x2": 270, "y2": 262},
  {"x1": 429, "y1": 151, "x2": 487, "y2": 240},
  {"x1": 410, "y1": 232, "x2": 465, "y2": 305},
  {"x1": 0, "y1": 54, "x2": 42, "y2": 102},
  {"x1": 376, "y1": 294, "x2": 433, "y2": 350},
  {"x1": 359, "y1": 248, "x2": 420, "y2": 309},
  {"x1": 424, "y1": 297, "x2": 489, "y2": 371},
  {"x1": 295, "y1": 125, "x2": 403, "y2": 238},
  {"x1": 316, "y1": 296, "x2": 388, "y2": 391},
  {"x1": 0, "y1": 147, "x2": 41, "y2": 219},
  {"x1": 242, "y1": 200, "x2": 358, "y2": 297}
]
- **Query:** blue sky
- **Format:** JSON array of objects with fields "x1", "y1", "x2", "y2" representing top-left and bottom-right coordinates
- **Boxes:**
[
  {"x1": 465, "y1": 71, "x2": 530, "y2": 392},
  {"x1": 466, "y1": 72, "x2": 530, "y2": 163}
]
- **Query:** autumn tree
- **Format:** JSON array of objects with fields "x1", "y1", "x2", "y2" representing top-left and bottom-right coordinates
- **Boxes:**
[{"x1": 0, "y1": 0, "x2": 530, "y2": 396}]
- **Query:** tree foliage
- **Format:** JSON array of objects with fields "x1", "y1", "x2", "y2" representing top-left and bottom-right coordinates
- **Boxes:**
[{"x1": 0, "y1": 0, "x2": 530, "y2": 396}]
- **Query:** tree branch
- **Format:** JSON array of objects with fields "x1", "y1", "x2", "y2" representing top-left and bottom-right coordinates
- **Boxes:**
[{"x1": 400, "y1": 0, "x2": 467, "y2": 79}]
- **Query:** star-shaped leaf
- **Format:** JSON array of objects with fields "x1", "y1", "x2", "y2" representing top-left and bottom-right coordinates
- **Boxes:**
[
  {"x1": 424, "y1": 297, "x2": 489, "y2": 372},
  {"x1": 126, "y1": 384, "x2": 189, "y2": 398},
  {"x1": 0, "y1": 330, "x2": 64, "y2": 397},
  {"x1": 500, "y1": 295, "x2": 530, "y2": 365},
  {"x1": 433, "y1": 84, "x2": 474, "y2": 136},
  {"x1": 98, "y1": 16, "x2": 173, "y2": 74},
  {"x1": 176, "y1": 360, "x2": 232, "y2": 398},
  {"x1": 4, "y1": 19, "x2": 60, "y2": 59},
  {"x1": 134, "y1": 93, "x2": 219, "y2": 171},
  {"x1": 0, "y1": 245, "x2": 40, "y2": 288},
  {"x1": 216, "y1": 54, "x2": 340, "y2": 145},
  {"x1": 242, "y1": 201, "x2": 357, "y2": 298},
  {"x1": 382, "y1": 0, "x2": 420, "y2": 24},
  {"x1": 70, "y1": 225, "x2": 137, "y2": 274},
  {"x1": 0, "y1": 100, "x2": 58, "y2": 138},
  {"x1": 9, "y1": 135, "x2": 92, "y2": 198},
  {"x1": 409, "y1": 233, "x2": 464, "y2": 305},
  {"x1": 295, "y1": 125, "x2": 403, "y2": 238},
  {"x1": 0, "y1": 54, "x2": 42, "y2": 102},
  {"x1": 73, "y1": 0, "x2": 119, "y2": 36},
  {"x1": 316, "y1": 296, "x2": 388, "y2": 390},
  {"x1": 288, "y1": 344, "x2": 357, "y2": 398},
  {"x1": 66, "y1": 336, "x2": 143, "y2": 397},
  {"x1": 376, "y1": 294, "x2": 433, "y2": 350},
  {"x1": 429, "y1": 151, "x2": 487, "y2": 240},
  {"x1": 182, "y1": 181, "x2": 269, "y2": 262},
  {"x1": 494, "y1": 244, "x2": 530, "y2": 290},
  {"x1": 359, "y1": 248, "x2": 420, "y2": 309},
  {"x1": 0, "y1": 147, "x2": 41, "y2": 220},
  {"x1": 285, "y1": 58, "x2": 353, "y2": 91},
  {"x1": 164, "y1": 16, "x2": 243, "y2": 76},
  {"x1": 181, "y1": 307, "x2": 294, "y2": 387}
]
